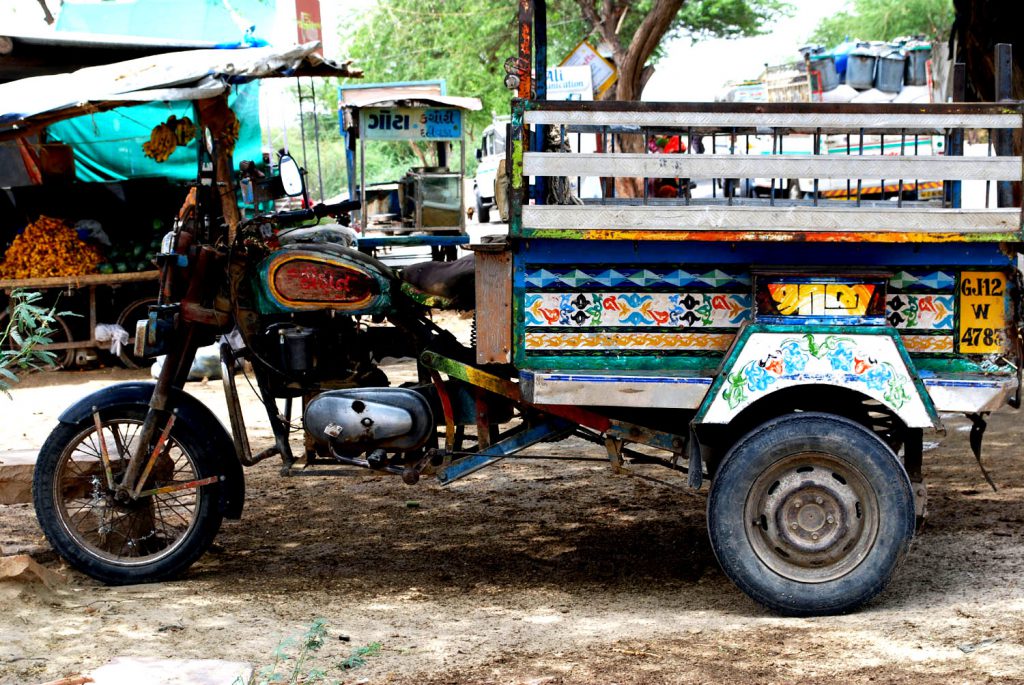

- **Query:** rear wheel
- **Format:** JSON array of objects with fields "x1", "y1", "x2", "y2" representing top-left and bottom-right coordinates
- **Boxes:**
[
  {"x1": 475, "y1": 191, "x2": 491, "y2": 224},
  {"x1": 707, "y1": 412, "x2": 914, "y2": 616},
  {"x1": 115, "y1": 297, "x2": 158, "y2": 368},
  {"x1": 33, "y1": 407, "x2": 223, "y2": 584}
]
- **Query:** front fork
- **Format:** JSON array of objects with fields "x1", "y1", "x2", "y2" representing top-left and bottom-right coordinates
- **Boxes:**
[
  {"x1": 113, "y1": 320, "x2": 204, "y2": 501},
  {"x1": 113, "y1": 245, "x2": 227, "y2": 500}
]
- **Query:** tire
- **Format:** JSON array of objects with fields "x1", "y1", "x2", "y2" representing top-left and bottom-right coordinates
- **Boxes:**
[
  {"x1": 115, "y1": 297, "x2": 158, "y2": 369},
  {"x1": 475, "y1": 191, "x2": 491, "y2": 224},
  {"x1": 33, "y1": 406, "x2": 223, "y2": 584},
  {"x1": 707, "y1": 412, "x2": 914, "y2": 616}
]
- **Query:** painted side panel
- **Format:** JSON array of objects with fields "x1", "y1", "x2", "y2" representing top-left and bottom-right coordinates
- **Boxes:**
[{"x1": 514, "y1": 240, "x2": 1017, "y2": 378}]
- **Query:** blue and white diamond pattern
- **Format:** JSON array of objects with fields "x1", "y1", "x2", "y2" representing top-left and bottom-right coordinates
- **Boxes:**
[
  {"x1": 525, "y1": 267, "x2": 749, "y2": 289},
  {"x1": 889, "y1": 271, "x2": 956, "y2": 291}
]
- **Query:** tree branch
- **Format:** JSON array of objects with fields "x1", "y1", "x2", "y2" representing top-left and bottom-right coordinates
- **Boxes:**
[{"x1": 615, "y1": 0, "x2": 683, "y2": 100}]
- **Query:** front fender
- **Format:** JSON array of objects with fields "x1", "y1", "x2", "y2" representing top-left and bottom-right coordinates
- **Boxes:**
[{"x1": 58, "y1": 382, "x2": 245, "y2": 519}]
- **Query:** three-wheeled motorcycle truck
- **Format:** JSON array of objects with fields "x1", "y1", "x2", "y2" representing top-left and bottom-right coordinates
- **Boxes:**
[{"x1": 28, "y1": 9, "x2": 1024, "y2": 616}]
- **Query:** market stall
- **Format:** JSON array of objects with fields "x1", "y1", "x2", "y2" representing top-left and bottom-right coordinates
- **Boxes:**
[
  {"x1": 338, "y1": 83, "x2": 481, "y2": 239},
  {"x1": 0, "y1": 42, "x2": 359, "y2": 367}
]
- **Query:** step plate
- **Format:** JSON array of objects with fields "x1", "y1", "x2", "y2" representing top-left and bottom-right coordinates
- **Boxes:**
[{"x1": 521, "y1": 370, "x2": 713, "y2": 409}]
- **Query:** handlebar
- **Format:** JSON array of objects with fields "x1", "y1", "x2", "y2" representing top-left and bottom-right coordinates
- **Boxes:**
[{"x1": 275, "y1": 199, "x2": 362, "y2": 223}]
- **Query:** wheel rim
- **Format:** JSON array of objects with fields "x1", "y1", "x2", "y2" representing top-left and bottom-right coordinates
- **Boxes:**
[
  {"x1": 744, "y1": 451, "x2": 879, "y2": 583},
  {"x1": 115, "y1": 297, "x2": 158, "y2": 368},
  {"x1": 53, "y1": 419, "x2": 201, "y2": 567}
]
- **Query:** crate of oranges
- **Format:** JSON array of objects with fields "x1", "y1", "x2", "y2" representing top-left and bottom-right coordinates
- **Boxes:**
[{"x1": 0, "y1": 215, "x2": 103, "y2": 280}]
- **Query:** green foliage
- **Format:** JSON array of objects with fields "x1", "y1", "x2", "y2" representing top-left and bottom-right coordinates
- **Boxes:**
[
  {"x1": 337, "y1": 0, "x2": 786, "y2": 167},
  {"x1": 811, "y1": 0, "x2": 954, "y2": 45},
  {"x1": 0, "y1": 290, "x2": 66, "y2": 398},
  {"x1": 339, "y1": 642, "x2": 382, "y2": 671},
  {"x1": 238, "y1": 619, "x2": 340, "y2": 685},
  {"x1": 236, "y1": 620, "x2": 382, "y2": 685},
  {"x1": 659, "y1": 0, "x2": 790, "y2": 45}
]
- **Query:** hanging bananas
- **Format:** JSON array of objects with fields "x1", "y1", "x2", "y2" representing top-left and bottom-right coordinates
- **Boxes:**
[{"x1": 142, "y1": 115, "x2": 198, "y2": 163}]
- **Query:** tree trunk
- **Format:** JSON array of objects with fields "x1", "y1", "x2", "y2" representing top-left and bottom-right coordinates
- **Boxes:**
[{"x1": 579, "y1": 0, "x2": 685, "y2": 197}]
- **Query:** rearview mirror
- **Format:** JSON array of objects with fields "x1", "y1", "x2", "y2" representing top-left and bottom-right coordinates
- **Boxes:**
[{"x1": 278, "y1": 155, "x2": 304, "y2": 197}]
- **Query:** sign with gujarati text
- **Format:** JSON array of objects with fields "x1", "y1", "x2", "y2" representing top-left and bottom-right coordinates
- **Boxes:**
[
  {"x1": 958, "y1": 271, "x2": 1008, "y2": 353},
  {"x1": 546, "y1": 66, "x2": 593, "y2": 101},
  {"x1": 755, "y1": 277, "x2": 885, "y2": 321},
  {"x1": 560, "y1": 40, "x2": 617, "y2": 97},
  {"x1": 294, "y1": 0, "x2": 322, "y2": 52},
  {"x1": 360, "y1": 107, "x2": 463, "y2": 141}
]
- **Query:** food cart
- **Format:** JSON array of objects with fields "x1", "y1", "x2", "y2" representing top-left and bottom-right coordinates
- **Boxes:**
[{"x1": 339, "y1": 83, "x2": 481, "y2": 246}]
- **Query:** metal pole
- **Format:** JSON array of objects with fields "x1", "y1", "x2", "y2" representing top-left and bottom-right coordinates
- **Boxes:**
[
  {"x1": 310, "y1": 78, "x2": 324, "y2": 201},
  {"x1": 946, "y1": 62, "x2": 966, "y2": 209},
  {"x1": 994, "y1": 43, "x2": 1014, "y2": 208},
  {"x1": 297, "y1": 77, "x2": 309, "y2": 198}
]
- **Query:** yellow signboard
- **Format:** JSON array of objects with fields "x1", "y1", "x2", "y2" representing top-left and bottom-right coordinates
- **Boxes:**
[
  {"x1": 767, "y1": 283, "x2": 876, "y2": 317},
  {"x1": 560, "y1": 40, "x2": 618, "y2": 97},
  {"x1": 958, "y1": 271, "x2": 1008, "y2": 353}
]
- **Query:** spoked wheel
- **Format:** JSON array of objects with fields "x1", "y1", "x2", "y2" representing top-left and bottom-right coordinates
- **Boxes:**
[
  {"x1": 33, "y1": 407, "x2": 223, "y2": 584},
  {"x1": 115, "y1": 297, "x2": 158, "y2": 368},
  {"x1": 707, "y1": 412, "x2": 915, "y2": 616}
]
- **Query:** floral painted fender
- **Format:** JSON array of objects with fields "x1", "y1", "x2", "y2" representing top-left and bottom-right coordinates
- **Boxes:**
[{"x1": 697, "y1": 327, "x2": 939, "y2": 429}]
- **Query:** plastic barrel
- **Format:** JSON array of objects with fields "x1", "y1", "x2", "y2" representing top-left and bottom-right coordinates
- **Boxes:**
[
  {"x1": 846, "y1": 46, "x2": 877, "y2": 90},
  {"x1": 904, "y1": 43, "x2": 931, "y2": 86},
  {"x1": 810, "y1": 54, "x2": 839, "y2": 92},
  {"x1": 875, "y1": 50, "x2": 905, "y2": 93}
]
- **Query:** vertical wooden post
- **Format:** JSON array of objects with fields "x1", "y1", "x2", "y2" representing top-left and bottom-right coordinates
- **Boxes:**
[
  {"x1": 196, "y1": 94, "x2": 241, "y2": 243},
  {"x1": 517, "y1": 0, "x2": 533, "y2": 100},
  {"x1": 994, "y1": 43, "x2": 1014, "y2": 208}
]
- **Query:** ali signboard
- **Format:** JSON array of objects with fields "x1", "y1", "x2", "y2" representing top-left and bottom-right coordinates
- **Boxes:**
[
  {"x1": 360, "y1": 107, "x2": 463, "y2": 141},
  {"x1": 546, "y1": 66, "x2": 593, "y2": 101}
]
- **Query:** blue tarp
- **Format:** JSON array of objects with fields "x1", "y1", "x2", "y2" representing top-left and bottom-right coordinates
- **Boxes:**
[{"x1": 56, "y1": 0, "x2": 275, "y2": 45}]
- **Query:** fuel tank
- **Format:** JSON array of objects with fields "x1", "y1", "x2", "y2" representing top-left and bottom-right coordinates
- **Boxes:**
[
  {"x1": 254, "y1": 243, "x2": 394, "y2": 315},
  {"x1": 304, "y1": 387, "x2": 434, "y2": 452}
]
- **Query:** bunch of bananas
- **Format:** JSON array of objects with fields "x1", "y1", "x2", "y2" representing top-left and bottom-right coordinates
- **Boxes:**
[
  {"x1": 0, "y1": 216, "x2": 103, "y2": 280},
  {"x1": 142, "y1": 122, "x2": 177, "y2": 162},
  {"x1": 216, "y1": 108, "x2": 240, "y2": 154},
  {"x1": 142, "y1": 115, "x2": 198, "y2": 162},
  {"x1": 174, "y1": 116, "x2": 197, "y2": 146}
]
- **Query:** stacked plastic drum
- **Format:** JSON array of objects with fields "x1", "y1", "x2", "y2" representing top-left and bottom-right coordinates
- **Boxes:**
[{"x1": 811, "y1": 39, "x2": 932, "y2": 104}]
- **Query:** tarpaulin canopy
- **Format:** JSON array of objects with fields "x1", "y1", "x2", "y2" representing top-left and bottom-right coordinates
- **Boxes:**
[{"x1": 0, "y1": 42, "x2": 360, "y2": 141}]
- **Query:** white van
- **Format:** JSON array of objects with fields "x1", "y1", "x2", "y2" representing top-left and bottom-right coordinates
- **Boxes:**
[{"x1": 473, "y1": 116, "x2": 509, "y2": 223}]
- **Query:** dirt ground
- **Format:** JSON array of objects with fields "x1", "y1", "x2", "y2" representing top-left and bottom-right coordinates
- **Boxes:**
[{"x1": 2, "y1": 359, "x2": 1024, "y2": 685}]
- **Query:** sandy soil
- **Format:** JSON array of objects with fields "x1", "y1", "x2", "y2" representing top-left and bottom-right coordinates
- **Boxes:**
[{"x1": 1, "y1": 361, "x2": 1024, "y2": 685}]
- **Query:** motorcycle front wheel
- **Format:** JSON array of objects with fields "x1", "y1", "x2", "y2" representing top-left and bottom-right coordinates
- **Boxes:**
[{"x1": 33, "y1": 407, "x2": 223, "y2": 584}]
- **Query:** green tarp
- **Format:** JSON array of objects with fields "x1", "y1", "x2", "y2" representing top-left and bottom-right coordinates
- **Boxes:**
[
  {"x1": 50, "y1": 0, "x2": 273, "y2": 182},
  {"x1": 48, "y1": 84, "x2": 262, "y2": 183}
]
